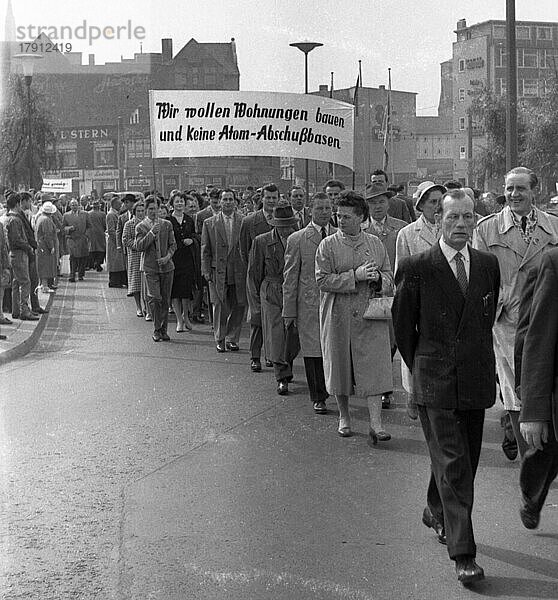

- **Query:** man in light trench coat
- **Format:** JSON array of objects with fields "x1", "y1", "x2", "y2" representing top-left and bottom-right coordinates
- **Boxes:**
[{"x1": 283, "y1": 192, "x2": 335, "y2": 414}]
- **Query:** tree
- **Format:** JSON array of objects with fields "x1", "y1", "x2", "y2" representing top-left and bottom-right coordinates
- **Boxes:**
[
  {"x1": 0, "y1": 73, "x2": 55, "y2": 190},
  {"x1": 470, "y1": 79, "x2": 558, "y2": 197}
]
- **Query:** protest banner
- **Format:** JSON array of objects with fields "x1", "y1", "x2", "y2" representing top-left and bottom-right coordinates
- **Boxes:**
[
  {"x1": 41, "y1": 178, "x2": 73, "y2": 193},
  {"x1": 149, "y1": 90, "x2": 354, "y2": 169}
]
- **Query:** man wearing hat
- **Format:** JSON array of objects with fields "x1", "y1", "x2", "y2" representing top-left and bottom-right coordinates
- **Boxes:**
[
  {"x1": 248, "y1": 205, "x2": 299, "y2": 395},
  {"x1": 87, "y1": 200, "x2": 107, "y2": 272},
  {"x1": 106, "y1": 194, "x2": 127, "y2": 288},
  {"x1": 362, "y1": 188, "x2": 407, "y2": 408},
  {"x1": 369, "y1": 169, "x2": 412, "y2": 223},
  {"x1": 63, "y1": 198, "x2": 91, "y2": 283},
  {"x1": 35, "y1": 202, "x2": 58, "y2": 293}
]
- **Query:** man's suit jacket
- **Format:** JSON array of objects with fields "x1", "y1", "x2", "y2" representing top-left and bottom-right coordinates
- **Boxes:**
[
  {"x1": 116, "y1": 211, "x2": 130, "y2": 252},
  {"x1": 195, "y1": 206, "x2": 217, "y2": 235},
  {"x1": 135, "y1": 218, "x2": 176, "y2": 273},
  {"x1": 516, "y1": 248, "x2": 558, "y2": 438},
  {"x1": 392, "y1": 242, "x2": 500, "y2": 409},
  {"x1": 388, "y1": 195, "x2": 411, "y2": 223},
  {"x1": 239, "y1": 209, "x2": 273, "y2": 265},
  {"x1": 201, "y1": 211, "x2": 246, "y2": 305},
  {"x1": 292, "y1": 207, "x2": 311, "y2": 229},
  {"x1": 363, "y1": 215, "x2": 407, "y2": 269}
]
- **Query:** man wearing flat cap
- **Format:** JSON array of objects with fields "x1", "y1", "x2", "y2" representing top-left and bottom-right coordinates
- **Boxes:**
[{"x1": 248, "y1": 205, "x2": 299, "y2": 395}]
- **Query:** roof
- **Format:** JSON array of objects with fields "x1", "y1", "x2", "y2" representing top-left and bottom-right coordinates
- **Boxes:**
[{"x1": 173, "y1": 38, "x2": 239, "y2": 75}]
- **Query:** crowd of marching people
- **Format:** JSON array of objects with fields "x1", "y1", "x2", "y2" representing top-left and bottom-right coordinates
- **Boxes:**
[{"x1": 1, "y1": 166, "x2": 558, "y2": 585}]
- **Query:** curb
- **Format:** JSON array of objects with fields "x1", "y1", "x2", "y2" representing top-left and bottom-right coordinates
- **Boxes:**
[{"x1": 0, "y1": 292, "x2": 55, "y2": 367}]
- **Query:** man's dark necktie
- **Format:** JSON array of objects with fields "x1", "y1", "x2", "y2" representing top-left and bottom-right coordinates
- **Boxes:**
[
  {"x1": 521, "y1": 216, "x2": 527, "y2": 233},
  {"x1": 455, "y1": 252, "x2": 468, "y2": 295},
  {"x1": 321, "y1": 227, "x2": 327, "y2": 240}
]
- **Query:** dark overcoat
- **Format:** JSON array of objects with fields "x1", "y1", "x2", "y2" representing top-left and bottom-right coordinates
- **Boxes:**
[{"x1": 392, "y1": 242, "x2": 500, "y2": 409}]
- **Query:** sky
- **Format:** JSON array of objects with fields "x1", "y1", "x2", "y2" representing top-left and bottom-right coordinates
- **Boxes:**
[{"x1": 3, "y1": 0, "x2": 557, "y2": 115}]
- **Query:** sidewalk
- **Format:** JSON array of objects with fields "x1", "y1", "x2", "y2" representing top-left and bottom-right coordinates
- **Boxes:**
[{"x1": 0, "y1": 288, "x2": 55, "y2": 366}]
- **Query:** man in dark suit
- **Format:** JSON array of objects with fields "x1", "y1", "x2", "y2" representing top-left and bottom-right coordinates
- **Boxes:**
[
  {"x1": 515, "y1": 249, "x2": 558, "y2": 529},
  {"x1": 289, "y1": 186, "x2": 311, "y2": 229},
  {"x1": 323, "y1": 179, "x2": 345, "y2": 228},
  {"x1": 369, "y1": 169, "x2": 412, "y2": 223},
  {"x1": 392, "y1": 189, "x2": 500, "y2": 585},
  {"x1": 195, "y1": 188, "x2": 221, "y2": 235},
  {"x1": 239, "y1": 183, "x2": 278, "y2": 372}
]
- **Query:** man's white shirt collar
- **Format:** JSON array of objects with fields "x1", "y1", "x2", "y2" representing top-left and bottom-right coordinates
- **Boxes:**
[{"x1": 439, "y1": 237, "x2": 470, "y2": 265}]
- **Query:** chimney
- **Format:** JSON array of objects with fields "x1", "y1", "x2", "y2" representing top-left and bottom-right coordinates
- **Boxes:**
[
  {"x1": 230, "y1": 37, "x2": 238, "y2": 65},
  {"x1": 457, "y1": 19, "x2": 467, "y2": 30},
  {"x1": 162, "y1": 38, "x2": 173, "y2": 64},
  {"x1": 88, "y1": 54, "x2": 95, "y2": 66},
  {"x1": 379, "y1": 84, "x2": 385, "y2": 90},
  {"x1": 319, "y1": 84, "x2": 328, "y2": 94}
]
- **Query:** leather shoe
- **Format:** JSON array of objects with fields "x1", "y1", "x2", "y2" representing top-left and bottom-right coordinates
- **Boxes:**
[
  {"x1": 0, "y1": 316, "x2": 12, "y2": 325},
  {"x1": 69, "y1": 277, "x2": 76, "y2": 283},
  {"x1": 381, "y1": 393, "x2": 392, "y2": 409},
  {"x1": 519, "y1": 504, "x2": 540, "y2": 529},
  {"x1": 226, "y1": 341, "x2": 239, "y2": 351},
  {"x1": 250, "y1": 359, "x2": 262, "y2": 372},
  {"x1": 313, "y1": 401, "x2": 327, "y2": 414},
  {"x1": 422, "y1": 507, "x2": 446, "y2": 544},
  {"x1": 34, "y1": 307, "x2": 48, "y2": 314},
  {"x1": 216, "y1": 342, "x2": 226, "y2": 353},
  {"x1": 455, "y1": 556, "x2": 485, "y2": 585},
  {"x1": 160, "y1": 332, "x2": 170, "y2": 341},
  {"x1": 265, "y1": 359, "x2": 273, "y2": 368},
  {"x1": 20, "y1": 313, "x2": 39, "y2": 321},
  {"x1": 277, "y1": 381, "x2": 288, "y2": 395},
  {"x1": 152, "y1": 331, "x2": 162, "y2": 342}
]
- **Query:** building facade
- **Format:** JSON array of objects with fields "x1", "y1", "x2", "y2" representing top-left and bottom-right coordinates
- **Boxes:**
[{"x1": 5, "y1": 35, "x2": 280, "y2": 197}]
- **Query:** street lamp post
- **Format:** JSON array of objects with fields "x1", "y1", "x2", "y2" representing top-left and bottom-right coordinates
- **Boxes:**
[
  {"x1": 290, "y1": 41, "x2": 323, "y2": 204},
  {"x1": 13, "y1": 53, "x2": 43, "y2": 190}
]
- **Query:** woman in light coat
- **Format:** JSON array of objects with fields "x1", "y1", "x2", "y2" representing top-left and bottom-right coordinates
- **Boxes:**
[
  {"x1": 316, "y1": 191, "x2": 394, "y2": 444},
  {"x1": 35, "y1": 202, "x2": 58, "y2": 293}
]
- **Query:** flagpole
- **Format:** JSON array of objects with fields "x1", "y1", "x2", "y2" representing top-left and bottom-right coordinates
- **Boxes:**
[
  {"x1": 360, "y1": 60, "x2": 369, "y2": 192},
  {"x1": 329, "y1": 71, "x2": 336, "y2": 178},
  {"x1": 388, "y1": 68, "x2": 395, "y2": 184}
]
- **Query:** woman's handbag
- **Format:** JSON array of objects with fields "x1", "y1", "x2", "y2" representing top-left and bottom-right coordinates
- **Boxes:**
[{"x1": 363, "y1": 295, "x2": 394, "y2": 320}]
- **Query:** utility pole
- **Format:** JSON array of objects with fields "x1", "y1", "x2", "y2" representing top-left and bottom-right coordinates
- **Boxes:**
[{"x1": 506, "y1": 0, "x2": 518, "y2": 170}]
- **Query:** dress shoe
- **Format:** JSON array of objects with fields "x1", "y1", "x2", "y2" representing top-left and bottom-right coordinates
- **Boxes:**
[
  {"x1": 519, "y1": 504, "x2": 540, "y2": 529},
  {"x1": 96, "y1": 266, "x2": 103, "y2": 272},
  {"x1": 20, "y1": 313, "x2": 39, "y2": 321},
  {"x1": 376, "y1": 430, "x2": 391, "y2": 441},
  {"x1": 422, "y1": 507, "x2": 446, "y2": 544},
  {"x1": 277, "y1": 381, "x2": 289, "y2": 395},
  {"x1": 145, "y1": 314, "x2": 152, "y2": 321},
  {"x1": 136, "y1": 310, "x2": 144, "y2": 318},
  {"x1": 265, "y1": 359, "x2": 273, "y2": 368},
  {"x1": 381, "y1": 393, "x2": 392, "y2": 409},
  {"x1": 250, "y1": 359, "x2": 262, "y2": 372},
  {"x1": 34, "y1": 307, "x2": 48, "y2": 314},
  {"x1": 313, "y1": 401, "x2": 327, "y2": 414},
  {"x1": 160, "y1": 331, "x2": 170, "y2": 341},
  {"x1": 152, "y1": 331, "x2": 162, "y2": 342},
  {"x1": 78, "y1": 276, "x2": 84, "y2": 281},
  {"x1": 337, "y1": 418, "x2": 352, "y2": 437},
  {"x1": 455, "y1": 556, "x2": 485, "y2": 585},
  {"x1": 69, "y1": 277, "x2": 76, "y2": 283},
  {"x1": 226, "y1": 341, "x2": 239, "y2": 351},
  {"x1": 216, "y1": 342, "x2": 226, "y2": 353},
  {"x1": 0, "y1": 316, "x2": 12, "y2": 325}
]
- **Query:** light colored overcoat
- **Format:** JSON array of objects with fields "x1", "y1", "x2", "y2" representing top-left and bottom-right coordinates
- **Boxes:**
[
  {"x1": 316, "y1": 230, "x2": 394, "y2": 397},
  {"x1": 35, "y1": 213, "x2": 58, "y2": 278},
  {"x1": 282, "y1": 223, "x2": 335, "y2": 357},
  {"x1": 363, "y1": 215, "x2": 406, "y2": 270},
  {"x1": 395, "y1": 214, "x2": 440, "y2": 271},
  {"x1": 106, "y1": 208, "x2": 126, "y2": 271},
  {"x1": 201, "y1": 211, "x2": 247, "y2": 305},
  {"x1": 473, "y1": 205, "x2": 558, "y2": 410}
]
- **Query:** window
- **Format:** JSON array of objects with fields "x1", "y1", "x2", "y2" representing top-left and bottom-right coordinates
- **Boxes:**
[
  {"x1": 522, "y1": 79, "x2": 539, "y2": 97},
  {"x1": 537, "y1": 27, "x2": 552, "y2": 40},
  {"x1": 540, "y1": 49, "x2": 557, "y2": 69},
  {"x1": 516, "y1": 26, "x2": 530, "y2": 40},
  {"x1": 57, "y1": 144, "x2": 77, "y2": 169},
  {"x1": 493, "y1": 25, "x2": 505, "y2": 39},
  {"x1": 458, "y1": 59, "x2": 465, "y2": 72},
  {"x1": 94, "y1": 142, "x2": 115, "y2": 167},
  {"x1": 517, "y1": 49, "x2": 538, "y2": 68},
  {"x1": 496, "y1": 78, "x2": 507, "y2": 96},
  {"x1": 127, "y1": 138, "x2": 151, "y2": 159},
  {"x1": 459, "y1": 117, "x2": 466, "y2": 130},
  {"x1": 495, "y1": 46, "x2": 507, "y2": 68},
  {"x1": 458, "y1": 88, "x2": 465, "y2": 102},
  {"x1": 459, "y1": 146, "x2": 467, "y2": 159}
]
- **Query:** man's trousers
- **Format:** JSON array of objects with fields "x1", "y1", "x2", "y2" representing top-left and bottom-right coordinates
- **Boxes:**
[
  {"x1": 212, "y1": 284, "x2": 245, "y2": 344},
  {"x1": 144, "y1": 270, "x2": 173, "y2": 334}
]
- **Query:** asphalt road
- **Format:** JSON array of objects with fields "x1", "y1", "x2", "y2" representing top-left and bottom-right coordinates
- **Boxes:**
[{"x1": 1, "y1": 271, "x2": 557, "y2": 600}]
